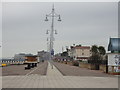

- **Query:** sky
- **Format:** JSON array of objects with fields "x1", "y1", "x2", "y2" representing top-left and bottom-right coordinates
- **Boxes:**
[
  {"x1": 1, "y1": 2, "x2": 118, "y2": 58},
  {"x1": 0, "y1": 2, "x2": 2, "y2": 58}
]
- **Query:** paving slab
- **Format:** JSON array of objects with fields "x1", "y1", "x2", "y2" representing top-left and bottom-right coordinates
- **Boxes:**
[
  {"x1": 52, "y1": 61, "x2": 114, "y2": 77},
  {"x1": 2, "y1": 61, "x2": 119, "y2": 88},
  {"x1": 2, "y1": 61, "x2": 48, "y2": 76},
  {"x1": 47, "y1": 61, "x2": 63, "y2": 76},
  {"x1": 2, "y1": 75, "x2": 118, "y2": 88}
]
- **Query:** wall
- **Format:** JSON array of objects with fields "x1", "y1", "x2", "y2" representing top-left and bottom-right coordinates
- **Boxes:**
[
  {"x1": 108, "y1": 53, "x2": 120, "y2": 73},
  {"x1": 79, "y1": 62, "x2": 91, "y2": 69},
  {"x1": 108, "y1": 53, "x2": 120, "y2": 66},
  {"x1": 100, "y1": 65, "x2": 107, "y2": 73},
  {"x1": 76, "y1": 49, "x2": 91, "y2": 57}
]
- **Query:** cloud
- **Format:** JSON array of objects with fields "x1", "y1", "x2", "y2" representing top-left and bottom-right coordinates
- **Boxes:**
[{"x1": 2, "y1": 2, "x2": 118, "y2": 57}]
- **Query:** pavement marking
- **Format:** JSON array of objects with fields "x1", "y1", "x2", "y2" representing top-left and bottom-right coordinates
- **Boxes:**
[
  {"x1": 25, "y1": 66, "x2": 39, "y2": 76},
  {"x1": 25, "y1": 62, "x2": 48, "y2": 76}
]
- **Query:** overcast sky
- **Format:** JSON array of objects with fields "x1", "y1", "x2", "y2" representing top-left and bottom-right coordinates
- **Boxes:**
[{"x1": 2, "y1": 2, "x2": 118, "y2": 58}]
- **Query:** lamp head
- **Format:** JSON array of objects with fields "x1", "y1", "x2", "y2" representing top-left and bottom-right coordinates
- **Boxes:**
[
  {"x1": 45, "y1": 15, "x2": 48, "y2": 21},
  {"x1": 46, "y1": 30, "x2": 49, "y2": 34},
  {"x1": 58, "y1": 15, "x2": 61, "y2": 21},
  {"x1": 55, "y1": 30, "x2": 57, "y2": 34}
]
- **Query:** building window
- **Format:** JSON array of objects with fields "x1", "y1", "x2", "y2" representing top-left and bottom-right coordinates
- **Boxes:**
[{"x1": 82, "y1": 53, "x2": 84, "y2": 55}]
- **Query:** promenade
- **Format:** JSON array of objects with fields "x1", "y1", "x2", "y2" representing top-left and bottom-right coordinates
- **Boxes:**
[
  {"x1": 2, "y1": 61, "x2": 118, "y2": 88},
  {"x1": 2, "y1": 61, "x2": 48, "y2": 76}
]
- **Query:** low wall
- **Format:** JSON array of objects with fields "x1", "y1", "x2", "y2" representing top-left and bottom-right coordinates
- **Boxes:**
[
  {"x1": 79, "y1": 63, "x2": 91, "y2": 69},
  {"x1": 100, "y1": 65, "x2": 107, "y2": 73},
  {"x1": 108, "y1": 66, "x2": 120, "y2": 75},
  {"x1": 90, "y1": 65, "x2": 96, "y2": 70},
  {"x1": 56, "y1": 61, "x2": 73, "y2": 66},
  {"x1": 55, "y1": 61, "x2": 108, "y2": 73},
  {"x1": 67, "y1": 62, "x2": 73, "y2": 65},
  {"x1": 62, "y1": 61, "x2": 67, "y2": 64},
  {"x1": 79, "y1": 63, "x2": 107, "y2": 73}
]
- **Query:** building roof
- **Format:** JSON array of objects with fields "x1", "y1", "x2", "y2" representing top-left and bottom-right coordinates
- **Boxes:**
[
  {"x1": 75, "y1": 46, "x2": 90, "y2": 49},
  {"x1": 77, "y1": 57, "x2": 89, "y2": 59},
  {"x1": 25, "y1": 55, "x2": 37, "y2": 57},
  {"x1": 108, "y1": 38, "x2": 120, "y2": 52}
]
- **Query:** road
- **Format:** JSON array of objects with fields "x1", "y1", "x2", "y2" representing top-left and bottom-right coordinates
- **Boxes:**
[
  {"x1": 52, "y1": 61, "x2": 114, "y2": 77},
  {"x1": 2, "y1": 61, "x2": 48, "y2": 76},
  {"x1": 2, "y1": 61, "x2": 115, "y2": 77}
]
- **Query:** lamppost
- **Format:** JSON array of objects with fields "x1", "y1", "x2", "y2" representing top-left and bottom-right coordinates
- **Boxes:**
[{"x1": 45, "y1": 4, "x2": 61, "y2": 60}]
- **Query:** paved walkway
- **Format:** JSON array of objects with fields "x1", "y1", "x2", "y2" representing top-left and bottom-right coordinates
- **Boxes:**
[
  {"x1": 52, "y1": 61, "x2": 113, "y2": 77},
  {"x1": 2, "y1": 61, "x2": 48, "y2": 76},
  {"x1": 2, "y1": 61, "x2": 118, "y2": 88},
  {"x1": 47, "y1": 61, "x2": 63, "y2": 76}
]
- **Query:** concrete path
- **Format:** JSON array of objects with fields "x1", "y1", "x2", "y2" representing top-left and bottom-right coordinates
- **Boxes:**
[
  {"x1": 0, "y1": 76, "x2": 2, "y2": 90},
  {"x1": 47, "y1": 61, "x2": 63, "y2": 76},
  {"x1": 2, "y1": 61, "x2": 48, "y2": 76},
  {"x1": 2, "y1": 61, "x2": 119, "y2": 88},
  {"x1": 52, "y1": 62, "x2": 114, "y2": 77}
]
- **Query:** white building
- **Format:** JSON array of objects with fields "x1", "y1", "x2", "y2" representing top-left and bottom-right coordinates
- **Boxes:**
[{"x1": 68, "y1": 46, "x2": 91, "y2": 61}]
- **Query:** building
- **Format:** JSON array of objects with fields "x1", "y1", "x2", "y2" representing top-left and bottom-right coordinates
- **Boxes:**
[
  {"x1": 37, "y1": 50, "x2": 49, "y2": 62},
  {"x1": 14, "y1": 53, "x2": 34, "y2": 61},
  {"x1": 108, "y1": 38, "x2": 120, "y2": 74},
  {"x1": 25, "y1": 55, "x2": 37, "y2": 62},
  {"x1": 14, "y1": 53, "x2": 33, "y2": 61},
  {"x1": 68, "y1": 45, "x2": 91, "y2": 61},
  {"x1": 14, "y1": 53, "x2": 26, "y2": 61},
  {"x1": 108, "y1": 38, "x2": 120, "y2": 53}
]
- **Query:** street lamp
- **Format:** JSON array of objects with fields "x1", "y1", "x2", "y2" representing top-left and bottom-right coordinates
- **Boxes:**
[{"x1": 45, "y1": 4, "x2": 61, "y2": 60}]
